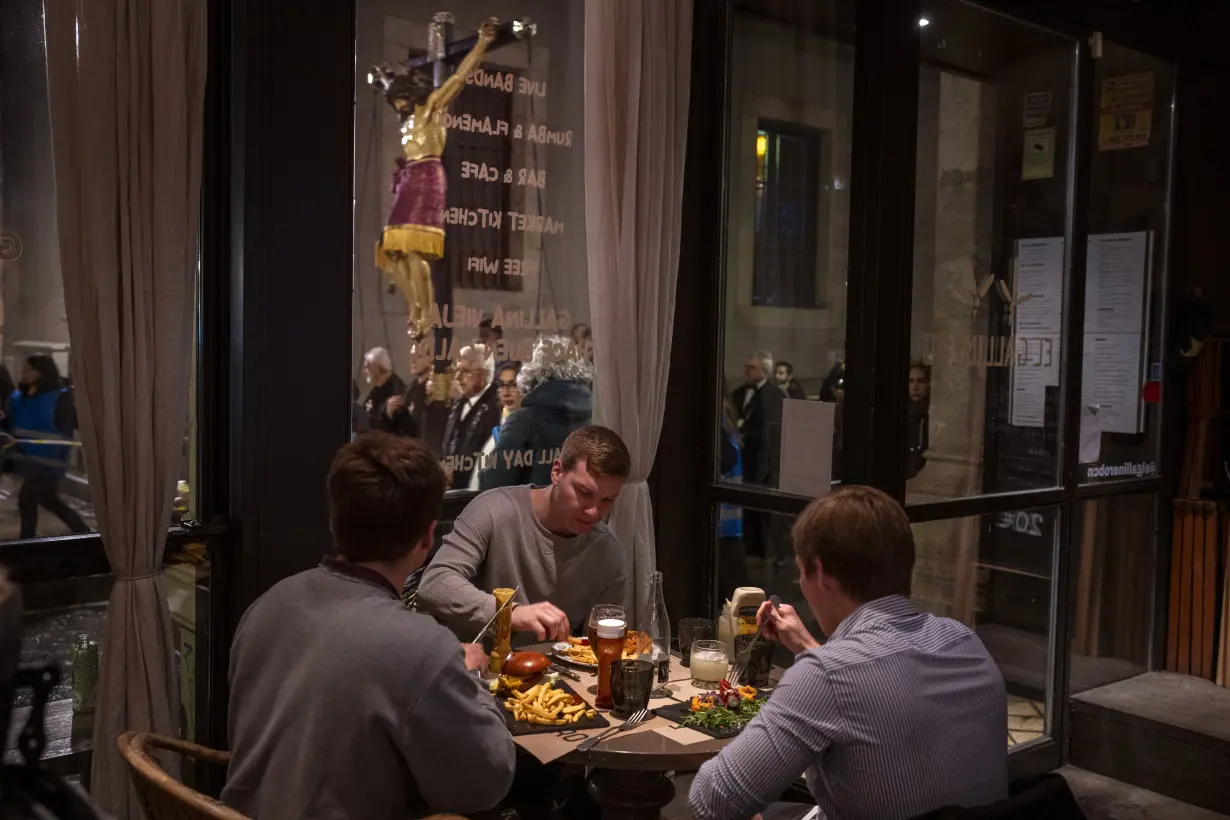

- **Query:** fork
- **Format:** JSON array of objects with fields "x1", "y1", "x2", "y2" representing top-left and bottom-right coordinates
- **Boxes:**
[
  {"x1": 575, "y1": 708, "x2": 651, "y2": 752},
  {"x1": 729, "y1": 594, "x2": 781, "y2": 686}
]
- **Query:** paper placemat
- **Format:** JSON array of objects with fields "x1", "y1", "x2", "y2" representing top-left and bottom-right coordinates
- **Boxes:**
[
  {"x1": 510, "y1": 665, "x2": 663, "y2": 763},
  {"x1": 508, "y1": 655, "x2": 785, "y2": 762},
  {"x1": 653, "y1": 725, "x2": 713, "y2": 746}
]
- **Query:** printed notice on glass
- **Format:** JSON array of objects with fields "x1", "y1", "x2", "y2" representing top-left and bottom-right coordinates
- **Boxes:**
[
  {"x1": 1021, "y1": 128, "x2": 1057, "y2": 181},
  {"x1": 1098, "y1": 72, "x2": 1154, "y2": 151},
  {"x1": 1081, "y1": 232, "x2": 1152, "y2": 434},
  {"x1": 1010, "y1": 237, "x2": 1065, "y2": 428},
  {"x1": 779, "y1": 399, "x2": 834, "y2": 499}
]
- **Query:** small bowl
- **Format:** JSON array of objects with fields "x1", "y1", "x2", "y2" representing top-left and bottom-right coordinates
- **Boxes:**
[{"x1": 552, "y1": 642, "x2": 571, "y2": 653}]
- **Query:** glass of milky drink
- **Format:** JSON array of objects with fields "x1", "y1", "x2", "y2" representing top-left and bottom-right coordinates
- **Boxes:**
[{"x1": 689, "y1": 640, "x2": 730, "y2": 687}]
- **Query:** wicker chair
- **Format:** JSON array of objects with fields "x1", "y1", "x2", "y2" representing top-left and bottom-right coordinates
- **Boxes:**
[{"x1": 117, "y1": 732, "x2": 249, "y2": 820}]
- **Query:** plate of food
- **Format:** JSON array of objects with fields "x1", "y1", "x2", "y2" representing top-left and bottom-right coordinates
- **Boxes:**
[
  {"x1": 490, "y1": 651, "x2": 609, "y2": 736},
  {"x1": 551, "y1": 631, "x2": 652, "y2": 669},
  {"x1": 653, "y1": 678, "x2": 766, "y2": 739}
]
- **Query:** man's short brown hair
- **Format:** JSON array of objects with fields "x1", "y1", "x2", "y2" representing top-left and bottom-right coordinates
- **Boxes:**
[
  {"x1": 559, "y1": 425, "x2": 632, "y2": 479},
  {"x1": 328, "y1": 432, "x2": 445, "y2": 563},
  {"x1": 792, "y1": 485, "x2": 914, "y2": 602}
]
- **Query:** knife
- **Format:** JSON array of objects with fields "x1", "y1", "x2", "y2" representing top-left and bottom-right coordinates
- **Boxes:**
[
  {"x1": 470, "y1": 585, "x2": 521, "y2": 644},
  {"x1": 550, "y1": 663, "x2": 582, "y2": 682}
]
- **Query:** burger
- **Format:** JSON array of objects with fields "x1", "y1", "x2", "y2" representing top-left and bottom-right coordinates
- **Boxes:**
[{"x1": 494, "y1": 651, "x2": 551, "y2": 694}]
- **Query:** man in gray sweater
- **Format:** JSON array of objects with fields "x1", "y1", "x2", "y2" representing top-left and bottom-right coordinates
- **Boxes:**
[
  {"x1": 419, "y1": 425, "x2": 631, "y2": 646},
  {"x1": 222, "y1": 433, "x2": 516, "y2": 820}
]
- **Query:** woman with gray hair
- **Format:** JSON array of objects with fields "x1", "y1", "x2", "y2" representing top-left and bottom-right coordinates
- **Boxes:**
[{"x1": 478, "y1": 334, "x2": 593, "y2": 490}]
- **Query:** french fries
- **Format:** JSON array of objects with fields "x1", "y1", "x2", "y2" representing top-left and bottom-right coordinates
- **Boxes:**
[
  {"x1": 503, "y1": 682, "x2": 598, "y2": 726},
  {"x1": 562, "y1": 635, "x2": 642, "y2": 665}
]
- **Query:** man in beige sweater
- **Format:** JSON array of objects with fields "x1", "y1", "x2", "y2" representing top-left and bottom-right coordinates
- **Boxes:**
[{"x1": 419, "y1": 425, "x2": 631, "y2": 646}]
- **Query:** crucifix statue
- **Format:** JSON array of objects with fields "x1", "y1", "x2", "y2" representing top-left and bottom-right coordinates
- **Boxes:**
[{"x1": 370, "y1": 15, "x2": 535, "y2": 335}]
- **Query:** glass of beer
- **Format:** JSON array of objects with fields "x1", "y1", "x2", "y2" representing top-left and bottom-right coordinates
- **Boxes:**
[
  {"x1": 588, "y1": 604, "x2": 626, "y2": 648},
  {"x1": 594, "y1": 616, "x2": 628, "y2": 710}
]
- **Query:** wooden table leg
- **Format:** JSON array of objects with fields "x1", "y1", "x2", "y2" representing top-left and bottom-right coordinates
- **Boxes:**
[{"x1": 588, "y1": 768, "x2": 676, "y2": 820}]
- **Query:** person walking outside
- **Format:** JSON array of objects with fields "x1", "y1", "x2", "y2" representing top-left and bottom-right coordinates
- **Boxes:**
[{"x1": 4, "y1": 356, "x2": 89, "y2": 539}]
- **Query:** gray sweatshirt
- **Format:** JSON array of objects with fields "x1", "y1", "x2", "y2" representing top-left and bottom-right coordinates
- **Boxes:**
[
  {"x1": 222, "y1": 561, "x2": 516, "y2": 819},
  {"x1": 418, "y1": 485, "x2": 628, "y2": 646}
]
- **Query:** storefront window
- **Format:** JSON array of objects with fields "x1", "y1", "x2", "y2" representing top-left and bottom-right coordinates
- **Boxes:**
[
  {"x1": 0, "y1": 1, "x2": 96, "y2": 540},
  {"x1": 907, "y1": 1, "x2": 1075, "y2": 503},
  {"x1": 717, "y1": 0, "x2": 855, "y2": 495},
  {"x1": 1079, "y1": 46, "x2": 1172, "y2": 485},
  {"x1": 912, "y1": 505, "x2": 1059, "y2": 748},
  {"x1": 1072, "y1": 495, "x2": 1153, "y2": 692},
  {"x1": 0, "y1": 0, "x2": 200, "y2": 542},
  {"x1": 352, "y1": 2, "x2": 591, "y2": 495}
]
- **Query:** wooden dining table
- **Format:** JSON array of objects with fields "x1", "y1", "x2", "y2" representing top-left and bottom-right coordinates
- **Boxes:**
[{"x1": 499, "y1": 644, "x2": 781, "y2": 820}]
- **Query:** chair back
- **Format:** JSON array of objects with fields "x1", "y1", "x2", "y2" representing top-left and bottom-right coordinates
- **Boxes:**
[
  {"x1": 116, "y1": 732, "x2": 248, "y2": 820},
  {"x1": 907, "y1": 773, "x2": 1088, "y2": 820}
]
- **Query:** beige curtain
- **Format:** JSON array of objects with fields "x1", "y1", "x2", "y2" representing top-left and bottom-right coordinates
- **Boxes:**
[
  {"x1": 584, "y1": 0, "x2": 692, "y2": 621},
  {"x1": 43, "y1": 0, "x2": 207, "y2": 815}
]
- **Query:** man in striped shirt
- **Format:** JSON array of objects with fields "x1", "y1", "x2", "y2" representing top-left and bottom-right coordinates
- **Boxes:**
[{"x1": 690, "y1": 486, "x2": 1008, "y2": 820}]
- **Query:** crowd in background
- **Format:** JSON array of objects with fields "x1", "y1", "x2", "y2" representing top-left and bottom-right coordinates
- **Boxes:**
[
  {"x1": 719, "y1": 350, "x2": 933, "y2": 594},
  {"x1": 354, "y1": 322, "x2": 596, "y2": 492}
]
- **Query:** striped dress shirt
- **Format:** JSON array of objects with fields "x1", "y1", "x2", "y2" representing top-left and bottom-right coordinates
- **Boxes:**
[{"x1": 689, "y1": 595, "x2": 1009, "y2": 820}]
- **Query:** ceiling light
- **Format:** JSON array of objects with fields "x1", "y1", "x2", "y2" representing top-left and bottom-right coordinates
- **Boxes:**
[{"x1": 918, "y1": 17, "x2": 930, "y2": 27}]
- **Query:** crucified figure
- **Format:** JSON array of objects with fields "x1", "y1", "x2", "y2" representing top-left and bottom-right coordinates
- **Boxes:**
[{"x1": 371, "y1": 18, "x2": 499, "y2": 339}]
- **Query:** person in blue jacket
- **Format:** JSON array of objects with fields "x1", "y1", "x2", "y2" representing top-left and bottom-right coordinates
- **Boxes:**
[{"x1": 4, "y1": 356, "x2": 88, "y2": 539}]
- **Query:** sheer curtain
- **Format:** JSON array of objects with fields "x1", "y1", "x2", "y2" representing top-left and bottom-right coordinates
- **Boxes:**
[
  {"x1": 43, "y1": 0, "x2": 207, "y2": 815},
  {"x1": 584, "y1": 0, "x2": 692, "y2": 620}
]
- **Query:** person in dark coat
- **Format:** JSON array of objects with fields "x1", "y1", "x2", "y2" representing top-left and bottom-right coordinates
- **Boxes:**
[
  {"x1": 730, "y1": 352, "x2": 784, "y2": 562},
  {"x1": 819, "y1": 360, "x2": 846, "y2": 479},
  {"x1": 3, "y1": 356, "x2": 89, "y2": 539},
  {"x1": 774, "y1": 361, "x2": 808, "y2": 400},
  {"x1": 731, "y1": 352, "x2": 784, "y2": 490},
  {"x1": 441, "y1": 344, "x2": 501, "y2": 490},
  {"x1": 360, "y1": 347, "x2": 406, "y2": 435},
  {"x1": 351, "y1": 380, "x2": 370, "y2": 438},
  {"x1": 906, "y1": 360, "x2": 931, "y2": 480},
  {"x1": 479, "y1": 335, "x2": 594, "y2": 490}
]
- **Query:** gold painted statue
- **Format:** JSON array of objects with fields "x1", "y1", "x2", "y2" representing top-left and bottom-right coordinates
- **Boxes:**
[{"x1": 371, "y1": 18, "x2": 499, "y2": 339}]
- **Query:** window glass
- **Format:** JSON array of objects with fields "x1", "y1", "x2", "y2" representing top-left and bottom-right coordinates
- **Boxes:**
[
  {"x1": 0, "y1": 1, "x2": 96, "y2": 540},
  {"x1": 1072, "y1": 495, "x2": 1153, "y2": 692},
  {"x1": 352, "y1": 3, "x2": 592, "y2": 495},
  {"x1": 0, "y1": 1, "x2": 198, "y2": 541},
  {"x1": 907, "y1": 1, "x2": 1075, "y2": 503},
  {"x1": 912, "y1": 505, "x2": 1059, "y2": 748},
  {"x1": 1079, "y1": 45, "x2": 1172, "y2": 484},
  {"x1": 718, "y1": 0, "x2": 855, "y2": 493},
  {"x1": 715, "y1": 501, "x2": 1056, "y2": 749}
]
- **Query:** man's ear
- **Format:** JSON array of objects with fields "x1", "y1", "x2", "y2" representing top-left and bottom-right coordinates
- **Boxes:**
[
  {"x1": 415, "y1": 520, "x2": 438, "y2": 555},
  {"x1": 550, "y1": 460, "x2": 564, "y2": 485}
]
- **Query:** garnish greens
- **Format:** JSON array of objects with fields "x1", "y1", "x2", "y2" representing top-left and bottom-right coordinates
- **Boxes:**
[{"x1": 681, "y1": 698, "x2": 763, "y2": 732}]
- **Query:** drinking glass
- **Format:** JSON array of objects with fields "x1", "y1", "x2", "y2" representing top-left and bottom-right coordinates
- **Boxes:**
[
  {"x1": 733, "y1": 634, "x2": 774, "y2": 687},
  {"x1": 610, "y1": 659, "x2": 654, "y2": 717},
  {"x1": 678, "y1": 617, "x2": 715, "y2": 668},
  {"x1": 593, "y1": 613, "x2": 628, "y2": 710},
  {"x1": 588, "y1": 604, "x2": 626, "y2": 648},
  {"x1": 689, "y1": 639, "x2": 729, "y2": 687}
]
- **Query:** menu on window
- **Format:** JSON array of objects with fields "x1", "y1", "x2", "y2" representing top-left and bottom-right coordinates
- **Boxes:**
[
  {"x1": 1009, "y1": 237, "x2": 1065, "y2": 429},
  {"x1": 1080, "y1": 232, "x2": 1151, "y2": 435}
]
